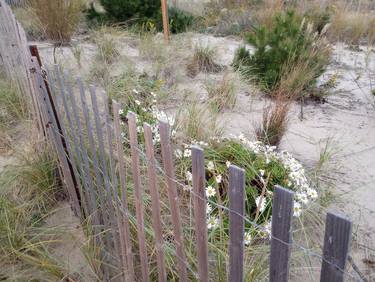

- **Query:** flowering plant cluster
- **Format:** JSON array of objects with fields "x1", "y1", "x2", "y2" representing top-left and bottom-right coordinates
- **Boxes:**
[
  {"x1": 175, "y1": 134, "x2": 318, "y2": 245},
  {"x1": 118, "y1": 89, "x2": 174, "y2": 144}
]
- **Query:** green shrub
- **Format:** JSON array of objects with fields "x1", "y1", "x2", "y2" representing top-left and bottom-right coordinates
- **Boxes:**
[
  {"x1": 234, "y1": 10, "x2": 330, "y2": 93},
  {"x1": 87, "y1": 1, "x2": 194, "y2": 34},
  {"x1": 167, "y1": 7, "x2": 195, "y2": 34},
  {"x1": 90, "y1": 0, "x2": 161, "y2": 23}
]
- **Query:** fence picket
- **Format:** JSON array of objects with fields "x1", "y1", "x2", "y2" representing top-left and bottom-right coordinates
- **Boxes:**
[
  {"x1": 320, "y1": 212, "x2": 352, "y2": 282},
  {"x1": 112, "y1": 101, "x2": 135, "y2": 282},
  {"x1": 191, "y1": 146, "x2": 209, "y2": 282},
  {"x1": 143, "y1": 123, "x2": 167, "y2": 282},
  {"x1": 228, "y1": 165, "x2": 245, "y2": 282},
  {"x1": 158, "y1": 122, "x2": 188, "y2": 282},
  {"x1": 269, "y1": 186, "x2": 294, "y2": 282},
  {"x1": 127, "y1": 111, "x2": 149, "y2": 282}
]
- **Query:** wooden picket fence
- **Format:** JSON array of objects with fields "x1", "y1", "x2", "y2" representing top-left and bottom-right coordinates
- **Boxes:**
[{"x1": 0, "y1": 1, "x2": 357, "y2": 281}]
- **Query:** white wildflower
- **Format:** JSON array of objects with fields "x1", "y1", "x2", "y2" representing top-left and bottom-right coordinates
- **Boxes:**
[
  {"x1": 244, "y1": 232, "x2": 252, "y2": 246},
  {"x1": 307, "y1": 188, "x2": 318, "y2": 199},
  {"x1": 206, "y1": 203, "x2": 212, "y2": 214},
  {"x1": 259, "y1": 169, "x2": 265, "y2": 176},
  {"x1": 215, "y1": 174, "x2": 222, "y2": 184},
  {"x1": 133, "y1": 89, "x2": 139, "y2": 94},
  {"x1": 207, "y1": 216, "x2": 219, "y2": 229},
  {"x1": 183, "y1": 149, "x2": 191, "y2": 158},
  {"x1": 174, "y1": 149, "x2": 183, "y2": 159},
  {"x1": 293, "y1": 202, "x2": 302, "y2": 217},
  {"x1": 135, "y1": 99, "x2": 141, "y2": 106},
  {"x1": 255, "y1": 196, "x2": 266, "y2": 213},
  {"x1": 185, "y1": 171, "x2": 192, "y2": 182},
  {"x1": 207, "y1": 161, "x2": 215, "y2": 171},
  {"x1": 206, "y1": 186, "x2": 216, "y2": 198},
  {"x1": 226, "y1": 161, "x2": 231, "y2": 168},
  {"x1": 118, "y1": 109, "x2": 124, "y2": 115}
]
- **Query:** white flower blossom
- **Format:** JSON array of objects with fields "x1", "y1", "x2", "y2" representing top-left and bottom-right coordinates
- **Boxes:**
[
  {"x1": 207, "y1": 216, "x2": 219, "y2": 229},
  {"x1": 206, "y1": 203, "x2": 212, "y2": 214},
  {"x1": 133, "y1": 89, "x2": 139, "y2": 94},
  {"x1": 183, "y1": 149, "x2": 191, "y2": 158},
  {"x1": 255, "y1": 196, "x2": 266, "y2": 213},
  {"x1": 244, "y1": 232, "x2": 252, "y2": 246},
  {"x1": 174, "y1": 149, "x2": 183, "y2": 159},
  {"x1": 215, "y1": 174, "x2": 222, "y2": 184},
  {"x1": 226, "y1": 161, "x2": 231, "y2": 168},
  {"x1": 259, "y1": 169, "x2": 265, "y2": 176},
  {"x1": 118, "y1": 109, "x2": 124, "y2": 115},
  {"x1": 207, "y1": 161, "x2": 215, "y2": 171},
  {"x1": 135, "y1": 99, "x2": 141, "y2": 105},
  {"x1": 206, "y1": 186, "x2": 216, "y2": 197},
  {"x1": 293, "y1": 202, "x2": 302, "y2": 217},
  {"x1": 185, "y1": 171, "x2": 192, "y2": 182}
]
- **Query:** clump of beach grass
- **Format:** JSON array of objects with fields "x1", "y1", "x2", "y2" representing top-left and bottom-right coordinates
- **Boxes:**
[{"x1": 186, "y1": 45, "x2": 222, "y2": 77}]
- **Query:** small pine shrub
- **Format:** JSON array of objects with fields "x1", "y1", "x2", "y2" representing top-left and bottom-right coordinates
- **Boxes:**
[
  {"x1": 234, "y1": 10, "x2": 330, "y2": 95},
  {"x1": 167, "y1": 8, "x2": 195, "y2": 34}
]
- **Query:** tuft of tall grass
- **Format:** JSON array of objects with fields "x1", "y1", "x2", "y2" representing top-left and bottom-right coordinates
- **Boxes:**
[
  {"x1": 255, "y1": 98, "x2": 290, "y2": 147},
  {"x1": 0, "y1": 76, "x2": 29, "y2": 151},
  {"x1": 30, "y1": 0, "x2": 84, "y2": 44},
  {"x1": 186, "y1": 45, "x2": 222, "y2": 77},
  {"x1": 0, "y1": 146, "x2": 66, "y2": 279},
  {"x1": 206, "y1": 73, "x2": 237, "y2": 112},
  {"x1": 92, "y1": 26, "x2": 120, "y2": 65},
  {"x1": 175, "y1": 99, "x2": 223, "y2": 143}
]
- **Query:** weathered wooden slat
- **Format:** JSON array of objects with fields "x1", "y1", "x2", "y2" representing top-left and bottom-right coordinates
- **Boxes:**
[
  {"x1": 53, "y1": 66, "x2": 91, "y2": 217},
  {"x1": 33, "y1": 63, "x2": 81, "y2": 217},
  {"x1": 127, "y1": 111, "x2": 149, "y2": 282},
  {"x1": 191, "y1": 146, "x2": 209, "y2": 282},
  {"x1": 269, "y1": 186, "x2": 294, "y2": 282},
  {"x1": 228, "y1": 165, "x2": 245, "y2": 282},
  {"x1": 143, "y1": 123, "x2": 167, "y2": 282},
  {"x1": 101, "y1": 93, "x2": 124, "y2": 273},
  {"x1": 320, "y1": 212, "x2": 352, "y2": 282},
  {"x1": 112, "y1": 101, "x2": 135, "y2": 282},
  {"x1": 158, "y1": 122, "x2": 188, "y2": 282},
  {"x1": 89, "y1": 86, "x2": 119, "y2": 267},
  {"x1": 78, "y1": 81, "x2": 105, "y2": 211}
]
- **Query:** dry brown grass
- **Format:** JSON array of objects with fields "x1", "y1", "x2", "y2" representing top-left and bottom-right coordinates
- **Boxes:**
[
  {"x1": 30, "y1": 0, "x2": 84, "y2": 44},
  {"x1": 186, "y1": 45, "x2": 222, "y2": 77},
  {"x1": 328, "y1": 7, "x2": 375, "y2": 45},
  {"x1": 255, "y1": 97, "x2": 290, "y2": 147}
]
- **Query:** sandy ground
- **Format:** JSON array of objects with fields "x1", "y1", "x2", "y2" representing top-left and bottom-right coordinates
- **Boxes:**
[{"x1": 29, "y1": 32, "x2": 375, "y2": 280}]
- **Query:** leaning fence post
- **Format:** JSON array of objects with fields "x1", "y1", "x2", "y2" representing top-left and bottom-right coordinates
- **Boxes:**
[
  {"x1": 269, "y1": 186, "x2": 294, "y2": 282},
  {"x1": 228, "y1": 165, "x2": 245, "y2": 282},
  {"x1": 191, "y1": 146, "x2": 209, "y2": 282},
  {"x1": 320, "y1": 212, "x2": 352, "y2": 282}
]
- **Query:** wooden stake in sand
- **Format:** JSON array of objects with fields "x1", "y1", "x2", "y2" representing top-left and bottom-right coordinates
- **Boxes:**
[{"x1": 161, "y1": 0, "x2": 170, "y2": 42}]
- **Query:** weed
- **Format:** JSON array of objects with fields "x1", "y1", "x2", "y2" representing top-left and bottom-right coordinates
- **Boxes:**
[
  {"x1": 71, "y1": 43, "x2": 83, "y2": 68},
  {"x1": 0, "y1": 146, "x2": 66, "y2": 279},
  {"x1": 187, "y1": 45, "x2": 222, "y2": 77},
  {"x1": 206, "y1": 73, "x2": 237, "y2": 111},
  {"x1": 0, "y1": 76, "x2": 28, "y2": 151},
  {"x1": 255, "y1": 99, "x2": 290, "y2": 146},
  {"x1": 175, "y1": 99, "x2": 223, "y2": 143},
  {"x1": 92, "y1": 26, "x2": 120, "y2": 64},
  {"x1": 30, "y1": 0, "x2": 84, "y2": 44}
]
